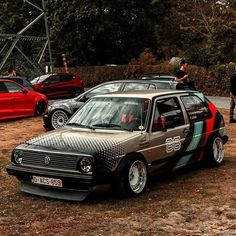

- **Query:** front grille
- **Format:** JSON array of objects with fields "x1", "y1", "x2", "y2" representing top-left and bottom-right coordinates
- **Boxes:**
[{"x1": 20, "y1": 150, "x2": 82, "y2": 171}]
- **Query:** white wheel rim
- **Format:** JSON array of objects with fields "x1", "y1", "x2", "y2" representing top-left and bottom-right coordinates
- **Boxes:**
[
  {"x1": 51, "y1": 110, "x2": 68, "y2": 129},
  {"x1": 128, "y1": 160, "x2": 147, "y2": 194},
  {"x1": 213, "y1": 137, "x2": 224, "y2": 163}
]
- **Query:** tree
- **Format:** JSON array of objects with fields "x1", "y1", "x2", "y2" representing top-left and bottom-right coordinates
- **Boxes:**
[
  {"x1": 46, "y1": 0, "x2": 159, "y2": 66},
  {"x1": 154, "y1": 0, "x2": 236, "y2": 66}
]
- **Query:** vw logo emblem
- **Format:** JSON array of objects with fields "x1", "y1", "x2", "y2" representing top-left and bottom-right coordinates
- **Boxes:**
[{"x1": 44, "y1": 156, "x2": 51, "y2": 165}]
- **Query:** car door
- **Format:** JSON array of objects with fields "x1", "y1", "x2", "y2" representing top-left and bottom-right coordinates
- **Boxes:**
[
  {"x1": 58, "y1": 74, "x2": 73, "y2": 96},
  {"x1": 180, "y1": 94, "x2": 212, "y2": 159},
  {"x1": 0, "y1": 81, "x2": 14, "y2": 119},
  {"x1": 147, "y1": 96, "x2": 190, "y2": 172},
  {"x1": 43, "y1": 75, "x2": 61, "y2": 98},
  {"x1": 4, "y1": 81, "x2": 34, "y2": 117}
]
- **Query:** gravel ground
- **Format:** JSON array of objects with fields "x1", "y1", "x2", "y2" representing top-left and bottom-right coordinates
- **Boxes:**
[{"x1": 0, "y1": 108, "x2": 235, "y2": 236}]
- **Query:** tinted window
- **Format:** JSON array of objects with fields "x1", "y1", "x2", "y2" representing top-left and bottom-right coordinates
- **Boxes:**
[
  {"x1": 85, "y1": 83, "x2": 122, "y2": 99},
  {"x1": 154, "y1": 81, "x2": 171, "y2": 89},
  {"x1": 0, "y1": 82, "x2": 8, "y2": 93},
  {"x1": 123, "y1": 83, "x2": 150, "y2": 91},
  {"x1": 8, "y1": 77, "x2": 33, "y2": 90},
  {"x1": 181, "y1": 95, "x2": 211, "y2": 121},
  {"x1": 4, "y1": 82, "x2": 22, "y2": 93},
  {"x1": 60, "y1": 75, "x2": 72, "y2": 82},
  {"x1": 47, "y1": 76, "x2": 60, "y2": 84},
  {"x1": 152, "y1": 97, "x2": 184, "y2": 131}
]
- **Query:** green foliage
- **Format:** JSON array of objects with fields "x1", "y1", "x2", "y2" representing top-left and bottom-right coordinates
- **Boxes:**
[
  {"x1": 0, "y1": 0, "x2": 235, "y2": 70},
  {"x1": 46, "y1": 0, "x2": 159, "y2": 66}
]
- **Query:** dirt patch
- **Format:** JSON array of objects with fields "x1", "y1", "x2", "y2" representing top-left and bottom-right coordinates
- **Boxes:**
[{"x1": 0, "y1": 109, "x2": 235, "y2": 235}]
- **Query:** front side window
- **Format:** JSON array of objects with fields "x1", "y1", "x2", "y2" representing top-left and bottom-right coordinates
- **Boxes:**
[
  {"x1": 47, "y1": 76, "x2": 60, "y2": 84},
  {"x1": 31, "y1": 74, "x2": 51, "y2": 84},
  {"x1": 85, "y1": 83, "x2": 122, "y2": 100},
  {"x1": 68, "y1": 97, "x2": 151, "y2": 131},
  {"x1": 4, "y1": 82, "x2": 22, "y2": 93},
  {"x1": 152, "y1": 97, "x2": 184, "y2": 132},
  {"x1": 181, "y1": 95, "x2": 211, "y2": 122}
]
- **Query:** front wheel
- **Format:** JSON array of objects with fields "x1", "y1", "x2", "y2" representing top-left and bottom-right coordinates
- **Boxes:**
[
  {"x1": 115, "y1": 157, "x2": 148, "y2": 197},
  {"x1": 34, "y1": 100, "x2": 47, "y2": 116},
  {"x1": 50, "y1": 110, "x2": 69, "y2": 129},
  {"x1": 207, "y1": 136, "x2": 224, "y2": 166}
]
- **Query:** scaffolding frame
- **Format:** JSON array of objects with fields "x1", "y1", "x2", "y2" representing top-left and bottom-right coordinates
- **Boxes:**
[{"x1": 0, "y1": 0, "x2": 53, "y2": 74}]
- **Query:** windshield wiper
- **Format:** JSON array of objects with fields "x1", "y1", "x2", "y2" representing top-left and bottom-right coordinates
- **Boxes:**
[
  {"x1": 92, "y1": 123, "x2": 133, "y2": 132},
  {"x1": 66, "y1": 123, "x2": 93, "y2": 129}
]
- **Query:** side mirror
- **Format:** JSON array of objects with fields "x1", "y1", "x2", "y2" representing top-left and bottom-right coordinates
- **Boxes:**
[
  {"x1": 43, "y1": 81, "x2": 49, "y2": 86},
  {"x1": 22, "y1": 88, "x2": 28, "y2": 94}
]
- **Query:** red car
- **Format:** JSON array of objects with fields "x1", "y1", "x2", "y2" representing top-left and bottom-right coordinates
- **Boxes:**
[
  {"x1": 31, "y1": 73, "x2": 84, "y2": 99},
  {"x1": 0, "y1": 79, "x2": 48, "y2": 121}
]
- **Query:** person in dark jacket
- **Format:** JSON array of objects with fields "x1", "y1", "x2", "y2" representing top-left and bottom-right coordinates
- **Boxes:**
[
  {"x1": 230, "y1": 73, "x2": 236, "y2": 123},
  {"x1": 175, "y1": 59, "x2": 197, "y2": 90},
  {"x1": 175, "y1": 59, "x2": 189, "y2": 83}
]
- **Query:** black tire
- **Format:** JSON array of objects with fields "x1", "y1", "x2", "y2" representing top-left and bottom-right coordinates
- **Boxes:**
[
  {"x1": 206, "y1": 135, "x2": 224, "y2": 166},
  {"x1": 114, "y1": 156, "x2": 148, "y2": 197},
  {"x1": 50, "y1": 109, "x2": 70, "y2": 129},
  {"x1": 34, "y1": 100, "x2": 47, "y2": 116}
]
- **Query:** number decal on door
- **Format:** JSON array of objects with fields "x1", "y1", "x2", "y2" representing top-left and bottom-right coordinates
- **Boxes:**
[{"x1": 165, "y1": 136, "x2": 181, "y2": 153}]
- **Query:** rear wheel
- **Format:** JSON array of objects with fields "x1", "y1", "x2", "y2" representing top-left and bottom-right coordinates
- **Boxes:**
[
  {"x1": 207, "y1": 136, "x2": 224, "y2": 166},
  {"x1": 115, "y1": 156, "x2": 147, "y2": 197},
  {"x1": 34, "y1": 100, "x2": 47, "y2": 116},
  {"x1": 50, "y1": 109, "x2": 69, "y2": 129}
]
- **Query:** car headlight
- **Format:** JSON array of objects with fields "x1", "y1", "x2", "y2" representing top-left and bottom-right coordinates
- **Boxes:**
[
  {"x1": 13, "y1": 150, "x2": 23, "y2": 164},
  {"x1": 79, "y1": 157, "x2": 93, "y2": 173}
]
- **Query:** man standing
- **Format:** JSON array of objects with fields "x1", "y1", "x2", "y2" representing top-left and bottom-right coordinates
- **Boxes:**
[
  {"x1": 175, "y1": 59, "x2": 190, "y2": 90},
  {"x1": 175, "y1": 59, "x2": 189, "y2": 83},
  {"x1": 229, "y1": 73, "x2": 236, "y2": 123}
]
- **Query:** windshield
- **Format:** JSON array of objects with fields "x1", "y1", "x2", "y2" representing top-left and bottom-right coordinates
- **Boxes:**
[
  {"x1": 68, "y1": 97, "x2": 151, "y2": 131},
  {"x1": 31, "y1": 74, "x2": 52, "y2": 84}
]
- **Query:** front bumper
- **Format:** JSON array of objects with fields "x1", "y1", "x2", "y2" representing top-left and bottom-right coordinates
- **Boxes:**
[{"x1": 6, "y1": 164, "x2": 94, "y2": 201}]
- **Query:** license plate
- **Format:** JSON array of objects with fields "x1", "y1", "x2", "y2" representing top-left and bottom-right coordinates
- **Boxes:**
[{"x1": 31, "y1": 175, "x2": 63, "y2": 187}]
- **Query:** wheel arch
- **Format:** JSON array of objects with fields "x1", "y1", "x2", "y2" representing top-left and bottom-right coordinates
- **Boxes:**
[{"x1": 116, "y1": 152, "x2": 148, "y2": 175}]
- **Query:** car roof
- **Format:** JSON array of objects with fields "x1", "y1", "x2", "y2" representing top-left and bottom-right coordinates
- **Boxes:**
[
  {"x1": 92, "y1": 89, "x2": 194, "y2": 99},
  {"x1": 140, "y1": 74, "x2": 175, "y2": 80},
  {"x1": 94, "y1": 79, "x2": 174, "y2": 84},
  {"x1": 0, "y1": 75, "x2": 27, "y2": 80}
]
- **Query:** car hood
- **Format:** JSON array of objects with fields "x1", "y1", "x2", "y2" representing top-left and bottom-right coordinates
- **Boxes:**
[
  {"x1": 24, "y1": 128, "x2": 144, "y2": 156},
  {"x1": 50, "y1": 98, "x2": 82, "y2": 109}
]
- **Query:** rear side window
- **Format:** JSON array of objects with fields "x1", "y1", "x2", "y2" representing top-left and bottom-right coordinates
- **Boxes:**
[
  {"x1": 60, "y1": 75, "x2": 72, "y2": 82},
  {"x1": 181, "y1": 95, "x2": 211, "y2": 122},
  {"x1": 154, "y1": 82, "x2": 171, "y2": 89},
  {"x1": 123, "y1": 82, "x2": 156, "y2": 91}
]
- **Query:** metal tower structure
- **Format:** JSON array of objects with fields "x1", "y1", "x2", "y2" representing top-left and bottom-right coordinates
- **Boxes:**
[{"x1": 0, "y1": 0, "x2": 53, "y2": 75}]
